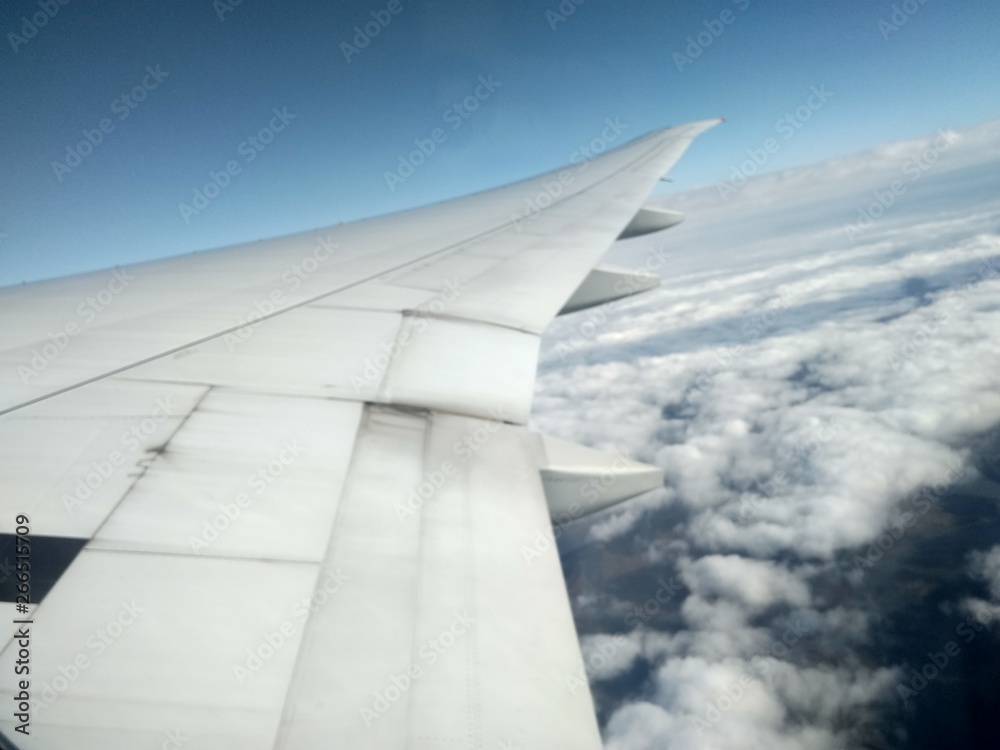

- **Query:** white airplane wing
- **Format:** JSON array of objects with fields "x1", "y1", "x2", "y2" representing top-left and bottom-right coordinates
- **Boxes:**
[{"x1": 0, "y1": 119, "x2": 720, "y2": 749}]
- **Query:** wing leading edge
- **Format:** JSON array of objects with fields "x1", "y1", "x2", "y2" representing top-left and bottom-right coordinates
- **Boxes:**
[{"x1": 0, "y1": 119, "x2": 721, "y2": 748}]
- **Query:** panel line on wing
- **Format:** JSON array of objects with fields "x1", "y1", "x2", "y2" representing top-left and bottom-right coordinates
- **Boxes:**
[
  {"x1": 82, "y1": 387, "x2": 214, "y2": 543},
  {"x1": 0, "y1": 132, "x2": 675, "y2": 419},
  {"x1": 269, "y1": 403, "x2": 402, "y2": 749}
]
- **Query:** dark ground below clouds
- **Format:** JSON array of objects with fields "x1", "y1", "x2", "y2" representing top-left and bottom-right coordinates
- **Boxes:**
[{"x1": 558, "y1": 431, "x2": 1000, "y2": 747}]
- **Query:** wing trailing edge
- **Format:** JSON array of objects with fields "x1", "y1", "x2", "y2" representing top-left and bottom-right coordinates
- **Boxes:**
[
  {"x1": 558, "y1": 264, "x2": 660, "y2": 315},
  {"x1": 537, "y1": 434, "x2": 663, "y2": 525}
]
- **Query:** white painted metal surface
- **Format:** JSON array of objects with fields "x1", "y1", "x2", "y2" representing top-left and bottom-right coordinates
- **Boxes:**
[
  {"x1": 274, "y1": 409, "x2": 602, "y2": 749},
  {"x1": 0, "y1": 120, "x2": 720, "y2": 419},
  {"x1": 3, "y1": 550, "x2": 319, "y2": 749},
  {"x1": 559, "y1": 265, "x2": 661, "y2": 315},
  {"x1": 90, "y1": 393, "x2": 364, "y2": 562},
  {"x1": 0, "y1": 119, "x2": 721, "y2": 749},
  {"x1": 617, "y1": 205, "x2": 686, "y2": 239},
  {"x1": 539, "y1": 434, "x2": 664, "y2": 524},
  {"x1": 0, "y1": 381, "x2": 207, "y2": 537}
]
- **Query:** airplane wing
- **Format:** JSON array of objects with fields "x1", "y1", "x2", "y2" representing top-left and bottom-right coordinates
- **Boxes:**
[{"x1": 0, "y1": 119, "x2": 720, "y2": 749}]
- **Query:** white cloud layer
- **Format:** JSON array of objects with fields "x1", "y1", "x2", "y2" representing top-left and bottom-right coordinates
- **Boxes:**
[
  {"x1": 961, "y1": 544, "x2": 1000, "y2": 625},
  {"x1": 533, "y1": 119, "x2": 1000, "y2": 748}
]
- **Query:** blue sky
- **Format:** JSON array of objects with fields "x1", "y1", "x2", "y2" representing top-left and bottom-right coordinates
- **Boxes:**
[{"x1": 1, "y1": 0, "x2": 998, "y2": 284}]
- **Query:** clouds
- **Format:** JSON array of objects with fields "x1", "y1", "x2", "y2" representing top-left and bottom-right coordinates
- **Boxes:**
[
  {"x1": 534, "y1": 120, "x2": 1000, "y2": 748},
  {"x1": 961, "y1": 545, "x2": 1000, "y2": 625},
  {"x1": 602, "y1": 658, "x2": 898, "y2": 750},
  {"x1": 679, "y1": 555, "x2": 810, "y2": 617}
]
